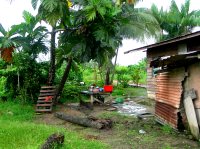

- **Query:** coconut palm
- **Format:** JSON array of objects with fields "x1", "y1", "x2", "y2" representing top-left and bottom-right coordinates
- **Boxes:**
[
  {"x1": 31, "y1": 0, "x2": 160, "y2": 101},
  {"x1": 56, "y1": 0, "x2": 160, "y2": 90},
  {"x1": 151, "y1": 0, "x2": 200, "y2": 41}
]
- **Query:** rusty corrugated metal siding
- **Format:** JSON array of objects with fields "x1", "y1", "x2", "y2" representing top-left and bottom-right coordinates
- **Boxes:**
[
  {"x1": 155, "y1": 102, "x2": 178, "y2": 128},
  {"x1": 155, "y1": 68, "x2": 185, "y2": 128}
]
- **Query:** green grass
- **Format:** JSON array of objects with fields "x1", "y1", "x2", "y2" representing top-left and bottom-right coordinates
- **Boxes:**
[
  {"x1": 0, "y1": 120, "x2": 108, "y2": 149},
  {"x1": 0, "y1": 101, "x2": 109, "y2": 149},
  {"x1": 0, "y1": 101, "x2": 34, "y2": 121},
  {"x1": 112, "y1": 87, "x2": 147, "y2": 97}
]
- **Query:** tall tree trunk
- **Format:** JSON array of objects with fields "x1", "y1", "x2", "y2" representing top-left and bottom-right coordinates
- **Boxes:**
[
  {"x1": 105, "y1": 67, "x2": 110, "y2": 85},
  {"x1": 54, "y1": 58, "x2": 73, "y2": 103},
  {"x1": 111, "y1": 48, "x2": 119, "y2": 84},
  {"x1": 48, "y1": 27, "x2": 56, "y2": 86}
]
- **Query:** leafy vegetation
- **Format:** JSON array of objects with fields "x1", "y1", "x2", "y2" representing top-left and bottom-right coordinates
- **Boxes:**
[
  {"x1": 151, "y1": 0, "x2": 200, "y2": 41},
  {"x1": 112, "y1": 86, "x2": 147, "y2": 97},
  {"x1": 0, "y1": 101, "x2": 34, "y2": 121},
  {"x1": 0, "y1": 0, "x2": 200, "y2": 148},
  {"x1": 0, "y1": 11, "x2": 48, "y2": 103},
  {"x1": 115, "y1": 65, "x2": 130, "y2": 88},
  {"x1": 128, "y1": 58, "x2": 147, "y2": 85}
]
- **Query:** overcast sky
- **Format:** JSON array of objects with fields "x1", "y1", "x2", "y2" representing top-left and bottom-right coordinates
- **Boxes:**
[{"x1": 0, "y1": 0, "x2": 199, "y2": 65}]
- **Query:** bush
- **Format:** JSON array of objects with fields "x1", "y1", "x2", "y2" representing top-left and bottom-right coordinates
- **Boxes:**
[
  {"x1": 59, "y1": 82, "x2": 87, "y2": 103},
  {"x1": 0, "y1": 77, "x2": 7, "y2": 101},
  {"x1": 112, "y1": 86, "x2": 125, "y2": 96}
]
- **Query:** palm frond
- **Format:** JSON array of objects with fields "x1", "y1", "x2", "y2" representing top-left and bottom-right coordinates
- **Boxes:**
[
  {"x1": 170, "y1": 0, "x2": 180, "y2": 14},
  {"x1": 36, "y1": 0, "x2": 70, "y2": 26},
  {"x1": 31, "y1": 0, "x2": 39, "y2": 9},
  {"x1": 181, "y1": 0, "x2": 190, "y2": 16},
  {"x1": 0, "y1": 24, "x2": 7, "y2": 36},
  {"x1": 23, "y1": 10, "x2": 35, "y2": 24}
]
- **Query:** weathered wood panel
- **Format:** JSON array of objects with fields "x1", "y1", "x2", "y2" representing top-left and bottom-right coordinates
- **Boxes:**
[
  {"x1": 184, "y1": 62, "x2": 200, "y2": 108},
  {"x1": 146, "y1": 58, "x2": 156, "y2": 99}
]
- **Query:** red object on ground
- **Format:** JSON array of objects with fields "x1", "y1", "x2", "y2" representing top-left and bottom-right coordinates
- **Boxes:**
[
  {"x1": 104, "y1": 85, "x2": 113, "y2": 93},
  {"x1": 45, "y1": 96, "x2": 53, "y2": 102}
]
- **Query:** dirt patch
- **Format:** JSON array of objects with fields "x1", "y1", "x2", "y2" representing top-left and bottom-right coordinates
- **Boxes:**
[{"x1": 34, "y1": 99, "x2": 200, "y2": 149}]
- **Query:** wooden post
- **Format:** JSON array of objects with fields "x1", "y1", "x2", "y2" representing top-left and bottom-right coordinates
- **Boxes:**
[{"x1": 184, "y1": 89, "x2": 199, "y2": 140}]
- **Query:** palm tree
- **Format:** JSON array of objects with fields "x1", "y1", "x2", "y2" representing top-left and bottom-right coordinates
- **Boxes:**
[
  {"x1": 115, "y1": 0, "x2": 141, "y2": 5},
  {"x1": 14, "y1": 11, "x2": 48, "y2": 58},
  {"x1": 109, "y1": 1, "x2": 160, "y2": 84},
  {"x1": 31, "y1": 0, "x2": 71, "y2": 85},
  {"x1": 0, "y1": 10, "x2": 49, "y2": 101},
  {"x1": 54, "y1": 0, "x2": 160, "y2": 97},
  {"x1": 12, "y1": 11, "x2": 48, "y2": 96},
  {"x1": 31, "y1": 0, "x2": 160, "y2": 102},
  {"x1": 0, "y1": 24, "x2": 21, "y2": 62},
  {"x1": 151, "y1": 0, "x2": 200, "y2": 41}
]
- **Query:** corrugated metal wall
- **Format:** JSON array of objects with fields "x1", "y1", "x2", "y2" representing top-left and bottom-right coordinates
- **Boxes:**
[
  {"x1": 155, "y1": 102, "x2": 179, "y2": 128},
  {"x1": 155, "y1": 68, "x2": 185, "y2": 128}
]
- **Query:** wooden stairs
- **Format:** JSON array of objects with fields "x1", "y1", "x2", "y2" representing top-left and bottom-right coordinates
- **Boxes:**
[{"x1": 36, "y1": 86, "x2": 57, "y2": 113}]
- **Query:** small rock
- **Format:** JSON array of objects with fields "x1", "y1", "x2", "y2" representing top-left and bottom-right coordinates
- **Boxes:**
[{"x1": 139, "y1": 129, "x2": 146, "y2": 134}]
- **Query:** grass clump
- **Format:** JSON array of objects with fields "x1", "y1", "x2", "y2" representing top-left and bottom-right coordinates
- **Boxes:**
[
  {"x1": 0, "y1": 101, "x2": 34, "y2": 121},
  {"x1": 112, "y1": 87, "x2": 147, "y2": 97}
]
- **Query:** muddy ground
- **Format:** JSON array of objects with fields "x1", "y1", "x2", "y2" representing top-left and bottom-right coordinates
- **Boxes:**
[{"x1": 35, "y1": 97, "x2": 200, "y2": 149}]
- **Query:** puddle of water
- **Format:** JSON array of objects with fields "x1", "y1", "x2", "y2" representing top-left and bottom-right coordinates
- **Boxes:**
[{"x1": 113, "y1": 101, "x2": 147, "y2": 116}]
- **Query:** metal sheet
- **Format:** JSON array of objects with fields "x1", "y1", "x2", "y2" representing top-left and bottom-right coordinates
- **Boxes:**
[
  {"x1": 155, "y1": 68, "x2": 185, "y2": 108},
  {"x1": 155, "y1": 101, "x2": 178, "y2": 128},
  {"x1": 155, "y1": 68, "x2": 185, "y2": 128},
  {"x1": 124, "y1": 31, "x2": 200, "y2": 54}
]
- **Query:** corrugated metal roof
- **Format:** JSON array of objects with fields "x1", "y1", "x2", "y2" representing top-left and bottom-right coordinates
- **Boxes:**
[
  {"x1": 150, "y1": 51, "x2": 200, "y2": 68},
  {"x1": 124, "y1": 31, "x2": 200, "y2": 54}
]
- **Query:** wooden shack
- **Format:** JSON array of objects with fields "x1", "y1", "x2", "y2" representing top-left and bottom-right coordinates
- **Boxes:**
[{"x1": 125, "y1": 31, "x2": 200, "y2": 134}]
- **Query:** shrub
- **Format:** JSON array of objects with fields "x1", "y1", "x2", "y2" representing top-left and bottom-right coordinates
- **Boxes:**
[
  {"x1": 112, "y1": 87, "x2": 124, "y2": 96},
  {"x1": 59, "y1": 82, "x2": 87, "y2": 103}
]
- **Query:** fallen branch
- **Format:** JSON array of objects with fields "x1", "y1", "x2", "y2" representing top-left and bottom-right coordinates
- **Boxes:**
[
  {"x1": 41, "y1": 133, "x2": 64, "y2": 149},
  {"x1": 55, "y1": 112, "x2": 112, "y2": 129}
]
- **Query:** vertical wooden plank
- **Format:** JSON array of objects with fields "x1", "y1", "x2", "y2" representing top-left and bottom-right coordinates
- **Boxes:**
[{"x1": 184, "y1": 96, "x2": 199, "y2": 139}]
